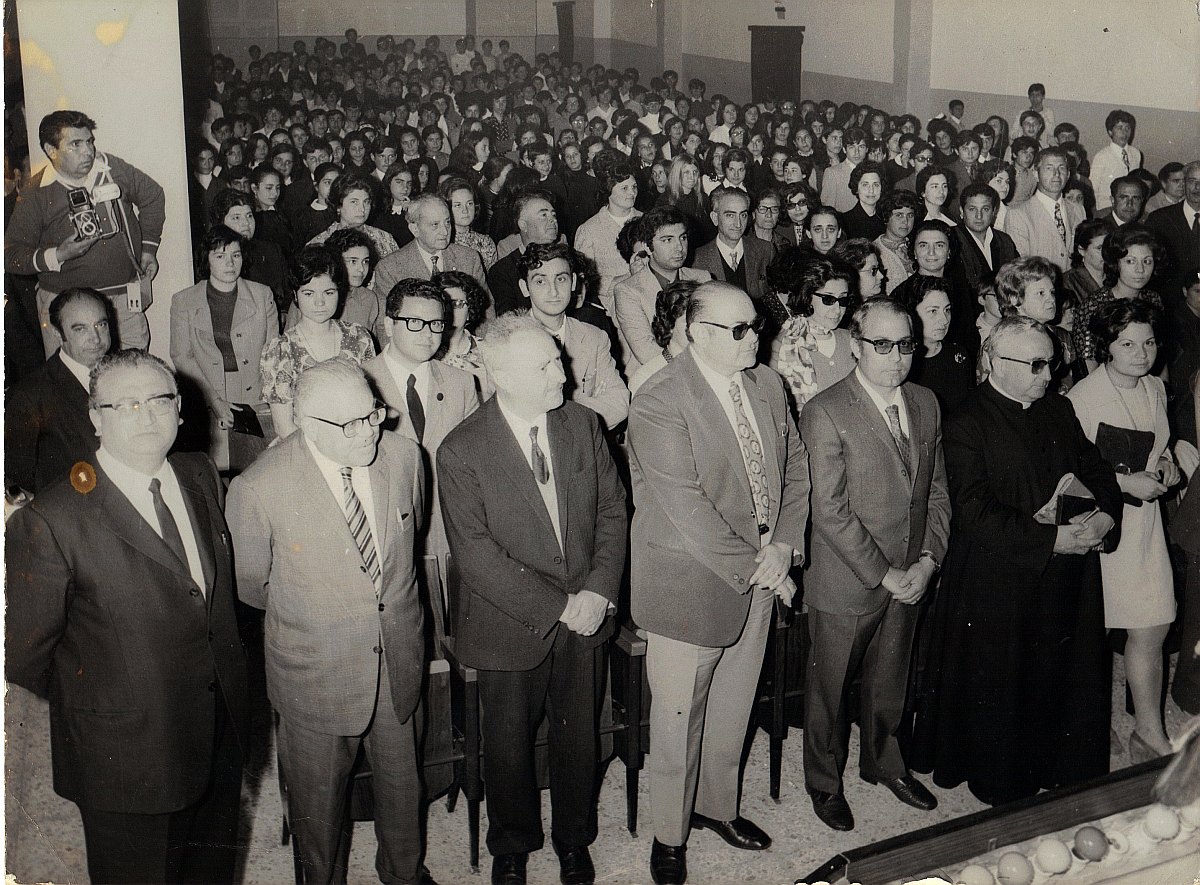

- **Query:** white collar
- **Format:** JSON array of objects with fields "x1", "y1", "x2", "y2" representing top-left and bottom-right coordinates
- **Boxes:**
[
  {"x1": 40, "y1": 150, "x2": 113, "y2": 190},
  {"x1": 715, "y1": 237, "x2": 744, "y2": 266},
  {"x1": 58, "y1": 349, "x2": 93, "y2": 390},
  {"x1": 988, "y1": 376, "x2": 1032, "y2": 409},
  {"x1": 1034, "y1": 189, "x2": 1063, "y2": 215},
  {"x1": 855, "y1": 367, "x2": 902, "y2": 410}
]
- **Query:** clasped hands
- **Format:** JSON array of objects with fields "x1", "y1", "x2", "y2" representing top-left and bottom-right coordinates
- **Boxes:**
[
  {"x1": 1053, "y1": 510, "x2": 1116, "y2": 555},
  {"x1": 559, "y1": 590, "x2": 610, "y2": 636},
  {"x1": 750, "y1": 541, "x2": 798, "y2": 607},
  {"x1": 881, "y1": 558, "x2": 937, "y2": 606}
]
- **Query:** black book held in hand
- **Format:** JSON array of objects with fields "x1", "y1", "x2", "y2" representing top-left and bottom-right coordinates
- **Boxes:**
[
  {"x1": 230, "y1": 403, "x2": 265, "y2": 438},
  {"x1": 1095, "y1": 422, "x2": 1155, "y2": 507}
]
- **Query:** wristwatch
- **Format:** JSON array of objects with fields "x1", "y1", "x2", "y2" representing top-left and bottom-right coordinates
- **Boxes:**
[{"x1": 919, "y1": 550, "x2": 941, "y2": 572}]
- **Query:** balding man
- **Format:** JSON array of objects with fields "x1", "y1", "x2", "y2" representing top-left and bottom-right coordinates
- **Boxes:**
[
  {"x1": 1097, "y1": 175, "x2": 1148, "y2": 227},
  {"x1": 373, "y1": 193, "x2": 490, "y2": 303},
  {"x1": 629, "y1": 282, "x2": 810, "y2": 884},
  {"x1": 6, "y1": 350, "x2": 247, "y2": 883},
  {"x1": 226, "y1": 359, "x2": 436, "y2": 884},
  {"x1": 487, "y1": 190, "x2": 563, "y2": 316}
]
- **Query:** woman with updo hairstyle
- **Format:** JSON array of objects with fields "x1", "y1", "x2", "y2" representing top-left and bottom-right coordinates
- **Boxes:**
[
  {"x1": 830, "y1": 237, "x2": 887, "y2": 299},
  {"x1": 259, "y1": 245, "x2": 376, "y2": 439},
  {"x1": 896, "y1": 273, "x2": 974, "y2": 414},
  {"x1": 307, "y1": 171, "x2": 400, "y2": 263},
  {"x1": 628, "y1": 277, "x2": 702, "y2": 396},
  {"x1": 434, "y1": 269, "x2": 493, "y2": 397},
  {"x1": 765, "y1": 252, "x2": 858, "y2": 417},
  {"x1": 574, "y1": 155, "x2": 642, "y2": 313},
  {"x1": 1072, "y1": 225, "x2": 1166, "y2": 369},
  {"x1": 1067, "y1": 298, "x2": 1179, "y2": 762}
]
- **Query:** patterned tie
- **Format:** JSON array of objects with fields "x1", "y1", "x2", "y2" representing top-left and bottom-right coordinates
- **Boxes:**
[
  {"x1": 149, "y1": 478, "x2": 188, "y2": 569},
  {"x1": 1121, "y1": 147, "x2": 1130, "y2": 172},
  {"x1": 340, "y1": 467, "x2": 382, "y2": 591},
  {"x1": 886, "y1": 404, "x2": 912, "y2": 475},
  {"x1": 406, "y1": 374, "x2": 425, "y2": 442},
  {"x1": 1053, "y1": 201, "x2": 1067, "y2": 245},
  {"x1": 430, "y1": 253, "x2": 440, "y2": 276},
  {"x1": 729, "y1": 381, "x2": 770, "y2": 529},
  {"x1": 530, "y1": 426, "x2": 549, "y2": 484}
]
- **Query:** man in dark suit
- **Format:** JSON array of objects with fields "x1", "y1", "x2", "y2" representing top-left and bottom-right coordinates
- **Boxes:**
[
  {"x1": 799, "y1": 298, "x2": 951, "y2": 831},
  {"x1": 6, "y1": 349, "x2": 248, "y2": 883},
  {"x1": 486, "y1": 190, "x2": 561, "y2": 316},
  {"x1": 1145, "y1": 160, "x2": 1200, "y2": 295},
  {"x1": 227, "y1": 359, "x2": 436, "y2": 884},
  {"x1": 693, "y1": 187, "x2": 775, "y2": 305},
  {"x1": 373, "y1": 193, "x2": 491, "y2": 300},
  {"x1": 438, "y1": 313, "x2": 627, "y2": 885},
  {"x1": 953, "y1": 182, "x2": 1019, "y2": 292},
  {"x1": 629, "y1": 282, "x2": 810, "y2": 884},
  {"x1": 6, "y1": 287, "x2": 111, "y2": 495}
]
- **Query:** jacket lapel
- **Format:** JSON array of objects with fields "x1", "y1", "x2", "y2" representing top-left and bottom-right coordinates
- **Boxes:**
[
  {"x1": 547, "y1": 406, "x2": 573, "y2": 551},
  {"x1": 368, "y1": 446, "x2": 391, "y2": 556},
  {"x1": 171, "y1": 457, "x2": 218, "y2": 599},
  {"x1": 94, "y1": 464, "x2": 193, "y2": 583},
  {"x1": 901, "y1": 385, "x2": 922, "y2": 489},
  {"x1": 848, "y1": 374, "x2": 908, "y2": 474},
  {"x1": 290, "y1": 435, "x2": 361, "y2": 552},
  {"x1": 486, "y1": 400, "x2": 560, "y2": 547},
  {"x1": 680, "y1": 351, "x2": 754, "y2": 508},
  {"x1": 232, "y1": 278, "x2": 260, "y2": 335}
]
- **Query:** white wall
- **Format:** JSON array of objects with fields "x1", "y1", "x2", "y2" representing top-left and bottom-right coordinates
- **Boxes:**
[{"x1": 277, "y1": 0, "x2": 466, "y2": 38}]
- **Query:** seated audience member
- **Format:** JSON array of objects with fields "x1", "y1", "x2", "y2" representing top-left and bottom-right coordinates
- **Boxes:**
[
  {"x1": 896, "y1": 274, "x2": 974, "y2": 414},
  {"x1": 664, "y1": 152, "x2": 716, "y2": 247},
  {"x1": 260, "y1": 245, "x2": 376, "y2": 440},
  {"x1": 1098, "y1": 174, "x2": 1148, "y2": 226},
  {"x1": 188, "y1": 142, "x2": 228, "y2": 252},
  {"x1": 1068, "y1": 299, "x2": 1179, "y2": 762},
  {"x1": 291, "y1": 161, "x2": 341, "y2": 248},
  {"x1": 287, "y1": 228, "x2": 385, "y2": 344},
  {"x1": 627, "y1": 277, "x2": 701, "y2": 395},
  {"x1": 435, "y1": 270, "x2": 494, "y2": 397},
  {"x1": 372, "y1": 164, "x2": 417, "y2": 248},
  {"x1": 1090, "y1": 110, "x2": 1141, "y2": 213},
  {"x1": 820, "y1": 127, "x2": 867, "y2": 213},
  {"x1": 1145, "y1": 160, "x2": 1200, "y2": 296},
  {"x1": 574, "y1": 156, "x2": 643, "y2": 314},
  {"x1": 890, "y1": 219, "x2": 972, "y2": 350},
  {"x1": 516, "y1": 242, "x2": 630, "y2": 430},
  {"x1": 250, "y1": 164, "x2": 295, "y2": 255},
  {"x1": 750, "y1": 187, "x2": 789, "y2": 249},
  {"x1": 953, "y1": 182, "x2": 1019, "y2": 291},
  {"x1": 875, "y1": 190, "x2": 921, "y2": 294},
  {"x1": 211, "y1": 188, "x2": 289, "y2": 317},
  {"x1": 441, "y1": 177, "x2": 499, "y2": 268},
  {"x1": 487, "y1": 190, "x2": 562, "y2": 316},
  {"x1": 946, "y1": 130, "x2": 983, "y2": 193},
  {"x1": 1062, "y1": 219, "x2": 1112, "y2": 332},
  {"x1": 1010, "y1": 83, "x2": 1055, "y2": 145},
  {"x1": 1007, "y1": 136, "x2": 1040, "y2": 205},
  {"x1": 1061, "y1": 176, "x2": 1096, "y2": 223},
  {"x1": 805, "y1": 204, "x2": 844, "y2": 258},
  {"x1": 308, "y1": 171, "x2": 402, "y2": 265},
  {"x1": 995, "y1": 255, "x2": 1077, "y2": 387},
  {"x1": 5, "y1": 288, "x2": 110, "y2": 495},
  {"x1": 1143, "y1": 161, "x2": 1186, "y2": 215},
  {"x1": 978, "y1": 159, "x2": 1016, "y2": 231},
  {"x1": 894, "y1": 138, "x2": 934, "y2": 193},
  {"x1": 780, "y1": 181, "x2": 819, "y2": 248},
  {"x1": 916, "y1": 166, "x2": 956, "y2": 226},
  {"x1": 171, "y1": 225, "x2": 277, "y2": 473},
  {"x1": 373, "y1": 193, "x2": 491, "y2": 300},
  {"x1": 839, "y1": 160, "x2": 887, "y2": 240},
  {"x1": 721, "y1": 147, "x2": 752, "y2": 194},
  {"x1": 1006, "y1": 148, "x2": 1084, "y2": 271},
  {"x1": 693, "y1": 186, "x2": 775, "y2": 303},
  {"x1": 830, "y1": 237, "x2": 886, "y2": 299}
]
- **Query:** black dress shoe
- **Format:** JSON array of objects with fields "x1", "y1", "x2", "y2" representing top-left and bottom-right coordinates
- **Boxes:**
[
  {"x1": 650, "y1": 839, "x2": 687, "y2": 885},
  {"x1": 491, "y1": 853, "x2": 528, "y2": 885},
  {"x1": 863, "y1": 774, "x2": 938, "y2": 811},
  {"x1": 552, "y1": 839, "x2": 596, "y2": 885},
  {"x1": 689, "y1": 813, "x2": 771, "y2": 850},
  {"x1": 809, "y1": 789, "x2": 855, "y2": 831}
]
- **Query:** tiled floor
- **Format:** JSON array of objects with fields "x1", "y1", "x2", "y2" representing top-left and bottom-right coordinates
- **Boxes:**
[{"x1": 5, "y1": 654, "x2": 1191, "y2": 885}]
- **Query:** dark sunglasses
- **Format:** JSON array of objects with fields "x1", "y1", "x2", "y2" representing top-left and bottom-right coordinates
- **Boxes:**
[
  {"x1": 696, "y1": 316, "x2": 766, "y2": 340},
  {"x1": 815, "y1": 292, "x2": 852, "y2": 307},
  {"x1": 859, "y1": 336, "x2": 918, "y2": 355},
  {"x1": 997, "y1": 354, "x2": 1060, "y2": 374}
]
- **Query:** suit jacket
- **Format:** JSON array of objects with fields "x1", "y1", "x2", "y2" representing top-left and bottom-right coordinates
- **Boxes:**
[
  {"x1": 820, "y1": 160, "x2": 857, "y2": 213},
  {"x1": 628, "y1": 350, "x2": 811, "y2": 647},
  {"x1": 437, "y1": 398, "x2": 628, "y2": 671},
  {"x1": 693, "y1": 236, "x2": 774, "y2": 304},
  {"x1": 612, "y1": 265, "x2": 711, "y2": 375},
  {"x1": 800, "y1": 373, "x2": 951, "y2": 616},
  {"x1": 362, "y1": 353, "x2": 479, "y2": 559},
  {"x1": 373, "y1": 240, "x2": 490, "y2": 304},
  {"x1": 4, "y1": 352, "x2": 98, "y2": 494},
  {"x1": 5, "y1": 452, "x2": 248, "y2": 814},
  {"x1": 1145, "y1": 201, "x2": 1199, "y2": 295},
  {"x1": 226, "y1": 431, "x2": 426, "y2": 734},
  {"x1": 953, "y1": 225, "x2": 1019, "y2": 290},
  {"x1": 486, "y1": 248, "x2": 525, "y2": 316},
  {"x1": 1006, "y1": 192, "x2": 1085, "y2": 271},
  {"x1": 557, "y1": 316, "x2": 631, "y2": 430}
]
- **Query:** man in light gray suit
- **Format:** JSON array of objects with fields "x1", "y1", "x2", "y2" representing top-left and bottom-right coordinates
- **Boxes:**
[
  {"x1": 372, "y1": 193, "x2": 491, "y2": 305},
  {"x1": 629, "y1": 281, "x2": 810, "y2": 885},
  {"x1": 799, "y1": 297, "x2": 950, "y2": 832},
  {"x1": 226, "y1": 359, "x2": 436, "y2": 884},
  {"x1": 1005, "y1": 148, "x2": 1084, "y2": 272}
]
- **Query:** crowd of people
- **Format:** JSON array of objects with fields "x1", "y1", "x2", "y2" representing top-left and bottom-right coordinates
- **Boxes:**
[{"x1": 5, "y1": 26, "x2": 1200, "y2": 885}]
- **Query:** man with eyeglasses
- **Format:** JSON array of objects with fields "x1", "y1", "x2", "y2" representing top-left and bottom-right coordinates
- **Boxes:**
[
  {"x1": 6, "y1": 349, "x2": 249, "y2": 883},
  {"x1": 364, "y1": 278, "x2": 478, "y2": 567},
  {"x1": 799, "y1": 297, "x2": 950, "y2": 832},
  {"x1": 227, "y1": 358, "x2": 437, "y2": 885},
  {"x1": 918, "y1": 316, "x2": 1121, "y2": 807},
  {"x1": 629, "y1": 281, "x2": 810, "y2": 884}
]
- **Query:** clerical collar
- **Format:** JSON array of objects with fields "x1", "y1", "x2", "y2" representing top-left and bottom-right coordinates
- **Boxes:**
[{"x1": 988, "y1": 376, "x2": 1033, "y2": 409}]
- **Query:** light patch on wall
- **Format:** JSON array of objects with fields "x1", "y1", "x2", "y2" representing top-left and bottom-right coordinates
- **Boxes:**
[
  {"x1": 95, "y1": 19, "x2": 128, "y2": 46},
  {"x1": 20, "y1": 39, "x2": 56, "y2": 73}
]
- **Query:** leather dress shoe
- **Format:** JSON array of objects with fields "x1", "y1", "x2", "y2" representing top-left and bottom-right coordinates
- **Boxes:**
[
  {"x1": 809, "y1": 789, "x2": 855, "y2": 831},
  {"x1": 650, "y1": 839, "x2": 687, "y2": 884},
  {"x1": 864, "y1": 774, "x2": 938, "y2": 810},
  {"x1": 689, "y1": 813, "x2": 771, "y2": 850},
  {"x1": 552, "y1": 839, "x2": 595, "y2": 885},
  {"x1": 491, "y1": 853, "x2": 528, "y2": 885}
]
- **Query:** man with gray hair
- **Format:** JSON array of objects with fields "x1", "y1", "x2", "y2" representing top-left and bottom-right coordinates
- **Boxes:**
[
  {"x1": 227, "y1": 358, "x2": 436, "y2": 884},
  {"x1": 438, "y1": 313, "x2": 627, "y2": 885},
  {"x1": 373, "y1": 192, "x2": 491, "y2": 301}
]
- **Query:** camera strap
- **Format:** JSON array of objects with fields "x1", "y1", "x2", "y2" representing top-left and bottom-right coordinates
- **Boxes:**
[{"x1": 95, "y1": 158, "x2": 142, "y2": 283}]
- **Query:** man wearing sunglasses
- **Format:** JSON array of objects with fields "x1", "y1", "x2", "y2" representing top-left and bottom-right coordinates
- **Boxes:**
[
  {"x1": 630, "y1": 281, "x2": 810, "y2": 884},
  {"x1": 227, "y1": 359, "x2": 437, "y2": 884},
  {"x1": 800, "y1": 297, "x2": 950, "y2": 832}
]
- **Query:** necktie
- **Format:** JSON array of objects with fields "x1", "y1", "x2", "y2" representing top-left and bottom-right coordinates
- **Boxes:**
[
  {"x1": 885, "y1": 404, "x2": 912, "y2": 474},
  {"x1": 729, "y1": 381, "x2": 770, "y2": 529},
  {"x1": 1191, "y1": 212, "x2": 1199, "y2": 256},
  {"x1": 149, "y1": 478, "x2": 189, "y2": 569},
  {"x1": 406, "y1": 373, "x2": 425, "y2": 442},
  {"x1": 1121, "y1": 147, "x2": 1130, "y2": 172},
  {"x1": 729, "y1": 248, "x2": 742, "y2": 269},
  {"x1": 1053, "y1": 201, "x2": 1067, "y2": 245},
  {"x1": 340, "y1": 467, "x2": 382, "y2": 591},
  {"x1": 530, "y1": 426, "x2": 549, "y2": 484},
  {"x1": 430, "y1": 253, "x2": 440, "y2": 275}
]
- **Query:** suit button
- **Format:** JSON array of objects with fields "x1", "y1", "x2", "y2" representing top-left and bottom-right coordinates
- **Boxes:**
[
  {"x1": 553, "y1": 555, "x2": 563, "y2": 564},
  {"x1": 378, "y1": 603, "x2": 385, "y2": 611},
  {"x1": 901, "y1": 469, "x2": 909, "y2": 478},
  {"x1": 733, "y1": 574, "x2": 740, "y2": 580},
  {"x1": 373, "y1": 645, "x2": 382, "y2": 654},
  {"x1": 190, "y1": 588, "x2": 200, "y2": 597},
  {"x1": 360, "y1": 565, "x2": 367, "y2": 573},
  {"x1": 208, "y1": 681, "x2": 217, "y2": 692}
]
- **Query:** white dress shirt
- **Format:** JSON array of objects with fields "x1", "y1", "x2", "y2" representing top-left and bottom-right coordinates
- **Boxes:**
[
  {"x1": 496, "y1": 397, "x2": 562, "y2": 550},
  {"x1": 383, "y1": 345, "x2": 432, "y2": 418},
  {"x1": 305, "y1": 436, "x2": 381, "y2": 566},
  {"x1": 714, "y1": 237, "x2": 743, "y2": 270},
  {"x1": 855, "y1": 367, "x2": 910, "y2": 436},
  {"x1": 968, "y1": 227, "x2": 996, "y2": 270},
  {"x1": 415, "y1": 242, "x2": 446, "y2": 276}
]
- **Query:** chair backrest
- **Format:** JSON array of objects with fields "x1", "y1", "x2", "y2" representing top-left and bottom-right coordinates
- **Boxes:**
[
  {"x1": 421, "y1": 555, "x2": 449, "y2": 659},
  {"x1": 445, "y1": 552, "x2": 461, "y2": 638}
]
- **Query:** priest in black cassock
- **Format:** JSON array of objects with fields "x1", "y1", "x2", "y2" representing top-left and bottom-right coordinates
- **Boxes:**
[{"x1": 913, "y1": 316, "x2": 1122, "y2": 806}]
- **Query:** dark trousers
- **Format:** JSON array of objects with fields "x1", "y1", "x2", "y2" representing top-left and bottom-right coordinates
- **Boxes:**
[
  {"x1": 276, "y1": 664, "x2": 424, "y2": 885},
  {"x1": 477, "y1": 627, "x2": 602, "y2": 857},
  {"x1": 803, "y1": 598, "x2": 919, "y2": 795},
  {"x1": 1172, "y1": 550, "x2": 1200, "y2": 714},
  {"x1": 79, "y1": 688, "x2": 243, "y2": 884}
]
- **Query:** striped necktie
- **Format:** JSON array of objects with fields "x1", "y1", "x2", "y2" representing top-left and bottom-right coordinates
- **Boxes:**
[
  {"x1": 1121, "y1": 147, "x2": 1130, "y2": 172},
  {"x1": 340, "y1": 466, "x2": 382, "y2": 592}
]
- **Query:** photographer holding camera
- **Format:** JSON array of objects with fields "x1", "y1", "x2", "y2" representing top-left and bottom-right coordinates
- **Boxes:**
[{"x1": 5, "y1": 110, "x2": 166, "y2": 353}]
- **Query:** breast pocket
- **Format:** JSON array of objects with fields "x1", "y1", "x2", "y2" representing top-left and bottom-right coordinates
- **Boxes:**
[{"x1": 397, "y1": 508, "x2": 414, "y2": 534}]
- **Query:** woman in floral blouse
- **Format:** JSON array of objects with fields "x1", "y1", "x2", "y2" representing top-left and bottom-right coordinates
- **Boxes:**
[{"x1": 434, "y1": 269, "x2": 494, "y2": 399}]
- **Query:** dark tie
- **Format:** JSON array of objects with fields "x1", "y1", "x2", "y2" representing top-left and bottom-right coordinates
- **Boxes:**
[
  {"x1": 149, "y1": 478, "x2": 189, "y2": 569},
  {"x1": 1191, "y1": 212, "x2": 1199, "y2": 258},
  {"x1": 340, "y1": 467, "x2": 382, "y2": 591},
  {"x1": 430, "y1": 253, "x2": 440, "y2": 276},
  {"x1": 886, "y1": 404, "x2": 912, "y2": 475},
  {"x1": 1053, "y1": 201, "x2": 1067, "y2": 245},
  {"x1": 406, "y1": 373, "x2": 425, "y2": 442},
  {"x1": 530, "y1": 426, "x2": 549, "y2": 484}
]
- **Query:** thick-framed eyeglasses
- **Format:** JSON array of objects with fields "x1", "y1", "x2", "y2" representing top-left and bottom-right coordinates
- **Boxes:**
[
  {"x1": 695, "y1": 316, "x2": 766, "y2": 341},
  {"x1": 815, "y1": 291, "x2": 853, "y2": 307},
  {"x1": 310, "y1": 404, "x2": 388, "y2": 437},
  {"x1": 449, "y1": 298, "x2": 469, "y2": 309},
  {"x1": 755, "y1": 205, "x2": 781, "y2": 215},
  {"x1": 93, "y1": 393, "x2": 179, "y2": 415},
  {"x1": 997, "y1": 354, "x2": 1059, "y2": 374},
  {"x1": 859, "y1": 336, "x2": 918, "y2": 355},
  {"x1": 390, "y1": 316, "x2": 447, "y2": 334}
]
